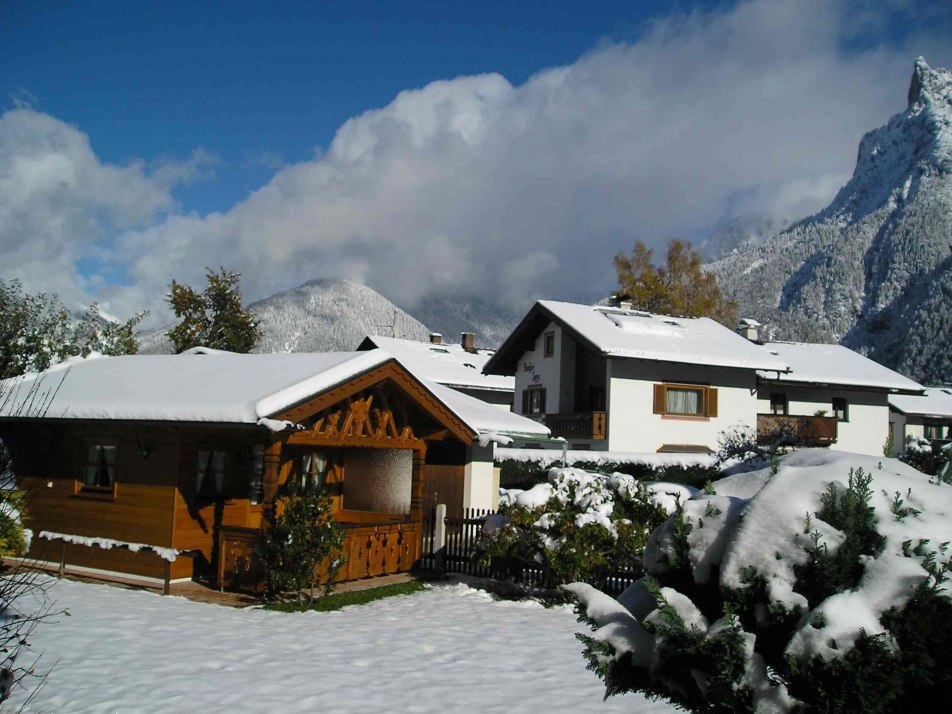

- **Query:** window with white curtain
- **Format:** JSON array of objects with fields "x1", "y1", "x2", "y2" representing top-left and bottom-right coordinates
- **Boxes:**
[{"x1": 665, "y1": 387, "x2": 703, "y2": 415}]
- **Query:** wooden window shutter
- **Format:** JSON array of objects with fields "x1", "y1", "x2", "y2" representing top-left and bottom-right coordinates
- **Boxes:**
[
  {"x1": 522, "y1": 389, "x2": 529, "y2": 414},
  {"x1": 707, "y1": 388, "x2": 718, "y2": 418},
  {"x1": 653, "y1": 384, "x2": 665, "y2": 414},
  {"x1": 540, "y1": 388, "x2": 546, "y2": 414}
]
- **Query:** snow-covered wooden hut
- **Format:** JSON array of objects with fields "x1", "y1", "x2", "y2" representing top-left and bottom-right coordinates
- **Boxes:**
[{"x1": 0, "y1": 348, "x2": 548, "y2": 589}]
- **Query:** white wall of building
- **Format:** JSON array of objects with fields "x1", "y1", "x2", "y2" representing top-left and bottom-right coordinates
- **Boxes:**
[
  {"x1": 512, "y1": 320, "x2": 567, "y2": 415},
  {"x1": 756, "y1": 387, "x2": 890, "y2": 457},
  {"x1": 462, "y1": 443, "x2": 498, "y2": 511},
  {"x1": 605, "y1": 360, "x2": 757, "y2": 453}
]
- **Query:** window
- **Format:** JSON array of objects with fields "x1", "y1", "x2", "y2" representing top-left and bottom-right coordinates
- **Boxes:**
[
  {"x1": 543, "y1": 331, "x2": 555, "y2": 358},
  {"x1": 249, "y1": 445, "x2": 265, "y2": 504},
  {"x1": 653, "y1": 384, "x2": 718, "y2": 418},
  {"x1": 522, "y1": 386, "x2": 547, "y2": 416},
  {"x1": 832, "y1": 397, "x2": 848, "y2": 422},
  {"x1": 81, "y1": 443, "x2": 116, "y2": 490},
  {"x1": 295, "y1": 449, "x2": 332, "y2": 492},
  {"x1": 197, "y1": 450, "x2": 228, "y2": 499},
  {"x1": 925, "y1": 424, "x2": 945, "y2": 440},
  {"x1": 770, "y1": 393, "x2": 788, "y2": 416}
]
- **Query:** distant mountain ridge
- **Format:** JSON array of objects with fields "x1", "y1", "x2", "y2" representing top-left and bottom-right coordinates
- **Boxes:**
[
  {"x1": 712, "y1": 57, "x2": 952, "y2": 385},
  {"x1": 139, "y1": 278, "x2": 432, "y2": 354}
]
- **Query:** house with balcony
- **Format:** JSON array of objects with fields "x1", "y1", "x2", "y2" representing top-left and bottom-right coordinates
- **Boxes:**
[
  {"x1": 751, "y1": 340, "x2": 924, "y2": 456},
  {"x1": 888, "y1": 387, "x2": 952, "y2": 453},
  {"x1": 483, "y1": 300, "x2": 790, "y2": 454}
]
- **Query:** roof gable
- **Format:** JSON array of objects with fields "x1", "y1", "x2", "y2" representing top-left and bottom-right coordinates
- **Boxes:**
[{"x1": 485, "y1": 300, "x2": 789, "y2": 374}]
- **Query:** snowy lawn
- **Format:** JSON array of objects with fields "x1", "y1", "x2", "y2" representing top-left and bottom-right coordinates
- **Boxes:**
[{"x1": 16, "y1": 577, "x2": 675, "y2": 713}]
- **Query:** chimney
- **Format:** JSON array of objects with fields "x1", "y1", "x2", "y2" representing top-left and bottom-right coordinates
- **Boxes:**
[
  {"x1": 737, "y1": 318, "x2": 761, "y2": 343},
  {"x1": 429, "y1": 333, "x2": 443, "y2": 345},
  {"x1": 461, "y1": 332, "x2": 476, "y2": 353}
]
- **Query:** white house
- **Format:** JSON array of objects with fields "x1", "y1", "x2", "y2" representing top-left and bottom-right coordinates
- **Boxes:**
[
  {"x1": 888, "y1": 387, "x2": 952, "y2": 452},
  {"x1": 752, "y1": 341, "x2": 924, "y2": 456},
  {"x1": 483, "y1": 301, "x2": 789, "y2": 454},
  {"x1": 357, "y1": 333, "x2": 514, "y2": 410}
]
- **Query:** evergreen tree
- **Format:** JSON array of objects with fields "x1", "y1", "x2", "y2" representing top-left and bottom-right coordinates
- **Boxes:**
[
  {"x1": 0, "y1": 279, "x2": 146, "y2": 379},
  {"x1": 614, "y1": 239, "x2": 737, "y2": 327},
  {"x1": 255, "y1": 481, "x2": 345, "y2": 605},
  {"x1": 166, "y1": 268, "x2": 260, "y2": 353}
]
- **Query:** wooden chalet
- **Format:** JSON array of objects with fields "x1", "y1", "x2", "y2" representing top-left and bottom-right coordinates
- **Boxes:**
[{"x1": 0, "y1": 348, "x2": 549, "y2": 589}]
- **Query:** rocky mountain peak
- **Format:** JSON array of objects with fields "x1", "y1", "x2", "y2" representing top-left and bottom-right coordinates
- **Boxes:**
[
  {"x1": 712, "y1": 57, "x2": 952, "y2": 385},
  {"x1": 908, "y1": 57, "x2": 951, "y2": 110}
]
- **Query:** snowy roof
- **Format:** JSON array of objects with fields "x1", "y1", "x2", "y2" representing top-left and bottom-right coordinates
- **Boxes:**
[
  {"x1": 424, "y1": 381, "x2": 549, "y2": 440},
  {"x1": 889, "y1": 386, "x2": 952, "y2": 418},
  {"x1": 757, "y1": 342, "x2": 924, "y2": 394},
  {"x1": 0, "y1": 350, "x2": 393, "y2": 424},
  {"x1": 359, "y1": 335, "x2": 513, "y2": 393},
  {"x1": 0, "y1": 348, "x2": 548, "y2": 440},
  {"x1": 486, "y1": 300, "x2": 789, "y2": 374}
]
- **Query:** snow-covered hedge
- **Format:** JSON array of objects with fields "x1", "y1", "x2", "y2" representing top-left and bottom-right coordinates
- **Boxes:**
[
  {"x1": 568, "y1": 451, "x2": 952, "y2": 713},
  {"x1": 899, "y1": 435, "x2": 952, "y2": 480},
  {"x1": 495, "y1": 449, "x2": 717, "y2": 491},
  {"x1": 478, "y1": 468, "x2": 695, "y2": 592}
]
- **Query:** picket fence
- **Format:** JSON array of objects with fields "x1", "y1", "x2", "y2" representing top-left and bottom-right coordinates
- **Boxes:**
[{"x1": 420, "y1": 505, "x2": 641, "y2": 596}]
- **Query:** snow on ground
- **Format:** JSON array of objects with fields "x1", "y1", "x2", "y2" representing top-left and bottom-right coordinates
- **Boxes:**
[{"x1": 15, "y1": 577, "x2": 676, "y2": 713}]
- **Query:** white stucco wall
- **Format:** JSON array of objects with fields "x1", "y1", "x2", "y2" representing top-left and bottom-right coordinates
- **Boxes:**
[
  {"x1": 605, "y1": 360, "x2": 758, "y2": 453},
  {"x1": 462, "y1": 443, "x2": 497, "y2": 511},
  {"x1": 512, "y1": 321, "x2": 566, "y2": 415},
  {"x1": 756, "y1": 387, "x2": 890, "y2": 457}
]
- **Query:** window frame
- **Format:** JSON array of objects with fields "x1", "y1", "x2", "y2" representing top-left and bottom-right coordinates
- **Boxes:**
[
  {"x1": 543, "y1": 331, "x2": 555, "y2": 358},
  {"x1": 196, "y1": 447, "x2": 230, "y2": 501},
  {"x1": 769, "y1": 393, "x2": 788, "y2": 416},
  {"x1": 653, "y1": 383, "x2": 718, "y2": 419},
  {"x1": 522, "y1": 385, "x2": 547, "y2": 417},
  {"x1": 76, "y1": 440, "x2": 119, "y2": 498},
  {"x1": 832, "y1": 397, "x2": 849, "y2": 422},
  {"x1": 924, "y1": 423, "x2": 945, "y2": 441}
]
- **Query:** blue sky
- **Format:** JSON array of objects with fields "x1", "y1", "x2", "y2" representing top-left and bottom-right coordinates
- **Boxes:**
[
  {"x1": 1, "y1": 0, "x2": 951, "y2": 325},
  {"x1": 4, "y1": 0, "x2": 707, "y2": 213}
]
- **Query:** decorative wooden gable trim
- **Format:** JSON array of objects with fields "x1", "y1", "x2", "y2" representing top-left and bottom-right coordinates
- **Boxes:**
[
  {"x1": 272, "y1": 360, "x2": 476, "y2": 445},
  {"x1": 286, "y1": 394, "x2": 424, "y2": 450}
]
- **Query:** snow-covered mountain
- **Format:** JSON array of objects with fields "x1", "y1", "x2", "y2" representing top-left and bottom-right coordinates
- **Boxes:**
[
  {"x1": 412, "y1": 292, "x2": 523, "y2": 350},
  {"x1": 139, "y1": 278, "x2": 432, "y2": 354},
  {"x1": 713, "y1": 57, "x2": 952, "y2": 384}
]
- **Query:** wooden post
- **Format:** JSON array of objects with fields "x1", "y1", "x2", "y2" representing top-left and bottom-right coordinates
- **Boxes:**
[
  {"x1": 58, "y1": 541, "x2": 67, "y2": 578},
  {"x1": 434, "y1": 503, "x2": 447, "y2": 574},
  {"x1": 163, "y1": 560, "x2": 171, "y2": 596}
]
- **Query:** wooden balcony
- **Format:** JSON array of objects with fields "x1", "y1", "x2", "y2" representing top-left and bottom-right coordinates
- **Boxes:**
[
  {"x1": 544, "y1": 411, "x2": 607, "y2": 441},
  {"x1": 757, "y1": 414, "x2": 838, "y2": 447}
]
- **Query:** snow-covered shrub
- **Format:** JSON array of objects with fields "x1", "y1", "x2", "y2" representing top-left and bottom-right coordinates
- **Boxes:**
[
  {"x1": 899, "y1": 435, "x2": 952, "y2": 481},
  {"x1": 477, "y1": 468, "x2": 680, "y2": 591},
  {"x1": 569, "y1": 451, "x2": 952, "y2": 713},
  {"x1": 255, "y1": 481, "x2": 345, "y2": 604},
  {"x1": 0, "y1": 440, "x2": 28, "y2": 558},
  {"x1": 715, "y1": 424, "x2": 788, "y2": 476},
  {"x1": 496, "y1": 456, "x2": 717, "y2": 491}
]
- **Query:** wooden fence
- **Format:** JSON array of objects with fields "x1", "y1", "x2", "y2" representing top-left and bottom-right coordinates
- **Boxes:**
[{"x1": 420, "y1": 505, "x2": 641, "y2": 596}]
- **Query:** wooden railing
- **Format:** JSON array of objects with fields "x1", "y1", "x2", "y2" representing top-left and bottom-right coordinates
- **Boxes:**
[
  {"x1": 217, "y1": 518, "x2": 422, "y2": 591},
  {"x1": 757, "y1": 414, "x2": 838, "y2": 446},
  {"x1": 544, "y1": 411, "x2": 607, "y2": 441}
]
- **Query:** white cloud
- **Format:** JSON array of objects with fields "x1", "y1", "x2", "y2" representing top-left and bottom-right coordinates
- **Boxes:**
[{"x1": 2, "y1": 0, "x2": 950, "y2": 326}]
